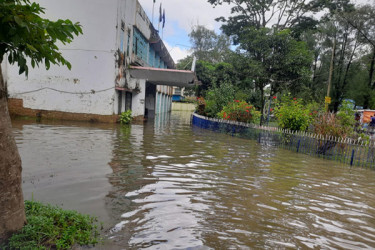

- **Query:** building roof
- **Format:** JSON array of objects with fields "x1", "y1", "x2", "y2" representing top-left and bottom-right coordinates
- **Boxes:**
[{"x1": 129, "y1": 66, "x2": 198, "y2": 88}]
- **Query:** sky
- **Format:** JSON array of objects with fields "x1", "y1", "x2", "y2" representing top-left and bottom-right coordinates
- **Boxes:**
[{"x1": 138, "y1": 0, "x2": 373, "y2": 64}]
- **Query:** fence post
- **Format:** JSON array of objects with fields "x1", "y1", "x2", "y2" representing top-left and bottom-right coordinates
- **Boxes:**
[
  {"x1": 297, "y1": 139, "x2": 301, "y2": 153},
  {"x1": 258, "y1": 132, "x2": 261, "y2": 143},
  {"x1": 350, "y1": 149, "x2": 355, "y2": 166}
]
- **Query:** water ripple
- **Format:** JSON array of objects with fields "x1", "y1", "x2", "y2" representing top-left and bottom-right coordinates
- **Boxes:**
[{"x1": 13, "y1": 113, "x2": 375, "y2": 249}]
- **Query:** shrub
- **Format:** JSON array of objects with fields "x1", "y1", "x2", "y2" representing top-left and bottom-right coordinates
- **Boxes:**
[
  {"x1": 336, "y1": 100, "x2": 355, "y2": 129},
  {"x1": 119, "y1": 110, "x2": 132, "y2": 124},
  {"x1": 313, "y1": 112, "x2": 350, "y2": 138},
  {"x1": 4, "y1": 200, "x2": 100, "y2": 249},
  {"x1": 218, "y1": 100, "x2": 261, "y2": 123},
  {"x1": 273, "y1": 95, "x2": 314, "y2": 131},
  {"x1": 204, "y1": 83, "x2": 236, "y2": 118},
  {"x1": 313, "y1": 101, "x2": 355, "y2": 138}
]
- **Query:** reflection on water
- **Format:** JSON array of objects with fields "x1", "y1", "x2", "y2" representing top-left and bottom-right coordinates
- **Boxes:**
[{"x1": 12, "y1": 112, "x2": 375, "y2": 249}]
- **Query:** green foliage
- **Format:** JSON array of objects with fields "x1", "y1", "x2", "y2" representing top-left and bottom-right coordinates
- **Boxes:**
[
  {"x1": 189, "y1": 25, "x2": 231, "y2": 63},
  {"x1": 5, "y1": 200, "x2": 100, "y2": 249},
  {"x1": 274, "y1": 95, "x2": 315, "y2": 131},
  {"x1": 119, "y1": 110, "x2": 132, "y2": 124},
  {"x1": 204, "y1": 82, "x2": 236, "y2": 117},
  {"x1": 313, "y1": 112, "x2": 351, "y2": 138},
  {"x1": 312, "y1": 101, "x2": 355, "y2": 137},
  {"x1": 337, "y1": 100, "x2": 355, "y2": 128},
  {"x1": 239, "y1": 28, "x2": 313, "y2": 94},
  {"x1": 193, "y1": 60, "x2": 239, "y2": 97},
  {"x1": 0, "y1": 0, "x2": 83, "y2": 76},
  {"x1": 218, "y1": 100, "x2": 260, "y2": 123}
]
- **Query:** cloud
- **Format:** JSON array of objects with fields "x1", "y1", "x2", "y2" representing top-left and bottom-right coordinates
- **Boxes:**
[
  {"x1": 138, "y1": 0, "x2": 230, "y2": 64},
  {"x1": 138, "y1": 0, "x2": 231, "y2": 34},
  {"x1": 164, "y1": 41, "x2": 192, "y2": 63}
]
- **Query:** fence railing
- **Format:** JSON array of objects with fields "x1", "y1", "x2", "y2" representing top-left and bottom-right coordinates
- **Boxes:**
[{"x1": 191, "y1": 113, "x2": 375, "y2": 168}]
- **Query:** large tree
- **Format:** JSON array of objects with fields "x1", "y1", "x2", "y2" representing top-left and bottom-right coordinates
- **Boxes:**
[
  {"x1": 206, "y1": 0, "x2": 351, "y2": 42},
  {"x1": 304, "y1": 3, "x2": 375, "y2": 110},
  {"x1": 189, "y1": 25, "x2": 232, "y2": 63},
  {"x1": 341, "y1": 4, "x2": 375, "y2": 108},
  {"x1": 238, "y1": 28, "x2": 312, "y2": 121},
  {"x1": 0, "y1": 0, "x2": 81, "y2": 241}
]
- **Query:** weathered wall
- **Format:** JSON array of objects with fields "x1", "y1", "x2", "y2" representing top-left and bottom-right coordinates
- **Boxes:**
[
  {"x1": 131, "y1": 79, "x2": 146, "y2": 117},
  {"x1": 172, "y1": 102, "x2": 195, "y2": 112},
  {"x1": 6, "y1": 0, "x2": 119, "y2": 116},
  {"x1": 6, "y1": 0, "x2": 176, "y2": 120},
  {"x1": 8, "y1": 99, "x2": 119, "y2": 123}
]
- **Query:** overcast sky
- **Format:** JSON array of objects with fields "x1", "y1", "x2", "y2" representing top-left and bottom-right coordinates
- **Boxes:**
[{"x1": 138, "y1": 0, "x2": 373, "y2": 64}]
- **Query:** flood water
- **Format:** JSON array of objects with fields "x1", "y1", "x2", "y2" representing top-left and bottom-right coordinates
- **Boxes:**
[{"x1": 12, "y1": 111, "x2": 375, "y2": 249}]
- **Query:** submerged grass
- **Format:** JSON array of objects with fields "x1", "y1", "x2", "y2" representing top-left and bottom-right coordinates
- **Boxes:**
[{"x1": 3, "y1": 200, "x2": 101, "y2": 249}]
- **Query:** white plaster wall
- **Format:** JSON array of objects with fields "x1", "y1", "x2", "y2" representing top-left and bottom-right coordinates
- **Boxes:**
[
  {"x1": 117, "y1": 0, "x2": 136, "y2": 78},
  {"x1": 7, "y1": 0, "x2": 119, "y2": 115},
  {"x1": 8, "y1": 50, "x2": 116, "y2": 115},
  {"x1": 131, "y1": 79, "x2": 146, "y2": 117},
  {"x1": 119, "y1": 0, "x2": 151, "y2": 56},
  {"x1": 135, "y1": 1, "x2": 152, "y2": 39},
  {"x1": 37, "y1": 0, "x2": 118, "y2": 52}
]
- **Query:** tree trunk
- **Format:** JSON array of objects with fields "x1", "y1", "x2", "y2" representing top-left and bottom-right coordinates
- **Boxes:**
[
  {"x1": 369, "y1": 47, "x2": 375, "y2": 89},
  {"x1": 364, "y1": 47, "x2": 375, "y2": 108},
  {"x1": 342, "y1": 38, "x2": 358, "y2": 92},
  {"x1": 0, "y1": 63, "x2": 26, "y2": 242}
]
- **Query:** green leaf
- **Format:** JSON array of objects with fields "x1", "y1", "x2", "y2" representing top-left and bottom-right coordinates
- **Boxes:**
[
  {"x1": 1, "y1": 0, "x2": 82, "y2": 75},
  {"x1": 14, "y1": 15, "x2": 26, "y2": 27},
  {"x1": 26, "y1": 44, "x2": 38, "y2": 52},
  {"x1": 45, "y1": 58, "x2": 50, "y2": 70}
]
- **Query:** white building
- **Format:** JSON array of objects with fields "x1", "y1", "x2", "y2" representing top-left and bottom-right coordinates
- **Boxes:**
[{"x1": 5, "y1": 0, "x2": 196, "y2": 122}]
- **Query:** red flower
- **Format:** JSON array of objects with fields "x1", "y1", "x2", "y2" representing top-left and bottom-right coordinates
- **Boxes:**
[
  {"x1": 246, "y1": 110, "x2": 249, "y2": 113},
  {"x1": 293, "y1": 98, "x2": 297, "y2": 100},
  {"x1": 309, "y1": 113, "x2": 312, "y2": 116},
  {"x1": 235, "y1": 100, "x2": 240, "y2": 103},
  {"x1": 272, "y1": 96, "x2": 277, "y2": 99},
  {"x1": 270, "y1": 108, "x2": 273, "y2": 112}
]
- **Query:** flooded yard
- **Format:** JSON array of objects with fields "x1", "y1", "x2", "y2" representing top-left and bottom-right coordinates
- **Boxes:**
[{"x1": 13, "y1": 112, "x2": 375, "y2": 249}]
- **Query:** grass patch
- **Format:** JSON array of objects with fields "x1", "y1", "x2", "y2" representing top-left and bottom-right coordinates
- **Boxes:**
[{"x1": 3, "y1": 200, "x2": 101, "y2": 249}]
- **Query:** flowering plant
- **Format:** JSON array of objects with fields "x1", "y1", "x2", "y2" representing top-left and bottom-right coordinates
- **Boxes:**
[
  {"x1": 273, "y1": 95, "x2": 314, "y2": 131},
  {"x1": 217, "y1": 100, "x2": 260, "y2": 123}
]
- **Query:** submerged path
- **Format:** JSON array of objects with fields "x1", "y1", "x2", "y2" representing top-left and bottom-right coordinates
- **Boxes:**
[{"x1": 13, "y1": 112, "x2": 375, "y2": 249}]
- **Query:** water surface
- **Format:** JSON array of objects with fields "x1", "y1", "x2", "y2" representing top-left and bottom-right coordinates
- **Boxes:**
[{"x1": 13, "y1": 112, "x2": 375, "y2": 249}]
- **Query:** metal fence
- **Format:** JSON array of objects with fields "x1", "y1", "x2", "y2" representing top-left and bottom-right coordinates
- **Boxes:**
[{"x1": 192, "y1": 113, "x2": 375, "y2": 168}]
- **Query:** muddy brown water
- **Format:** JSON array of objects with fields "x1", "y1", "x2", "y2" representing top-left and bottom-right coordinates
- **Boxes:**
[{"x1": 12, "y1": 112, "x2": 375, "y2": 249}]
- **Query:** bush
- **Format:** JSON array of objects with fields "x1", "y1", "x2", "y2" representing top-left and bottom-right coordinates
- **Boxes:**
[
  {"x1": 119, "y1": 110, "x2": 132, "y2": 124},
  {"x1": 313, "y1": 112, "x2": 350, "y2": 137},
  {"x1": 4, "y1": 200, "x2": 100, "y2": 249},
  {"x1": 337, "y1": 100, "x2": 355, "y2": 129},
  {"x1": 313, "y1": 101, "x2": 355, "y2": 138},
  {"x1": 273, "y1": 95, "x2": 314, "y2": 131},
  {"x1": 204, "y1": 83, "x2": 236, "y2": 118},
  {"x1": 218, "y1": 100, "x2": 261, "y2": 123}
]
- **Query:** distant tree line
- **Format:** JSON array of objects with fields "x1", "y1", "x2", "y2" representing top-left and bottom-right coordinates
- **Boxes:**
[{"x1": 178, "y1": 0, "x2": 375, "y2": 122}]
